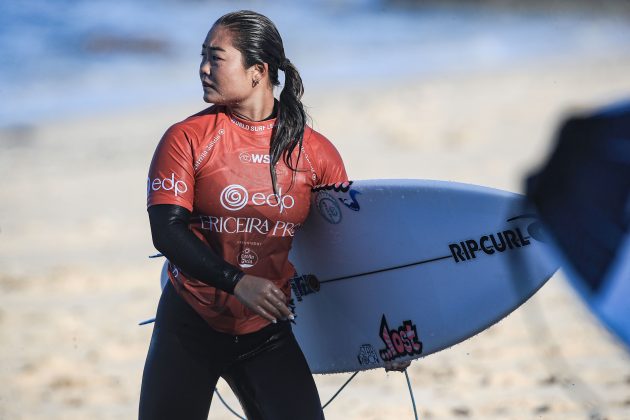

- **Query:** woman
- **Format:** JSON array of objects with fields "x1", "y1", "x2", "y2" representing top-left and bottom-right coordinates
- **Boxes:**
[{"x1": 139, "y1": 10, "x2": 347, "y2": 420}]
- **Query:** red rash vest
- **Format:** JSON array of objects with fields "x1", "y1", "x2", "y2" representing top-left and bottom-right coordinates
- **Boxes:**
[{"x1": 147, "y1": 105, "x2": 347, "y2": 334}]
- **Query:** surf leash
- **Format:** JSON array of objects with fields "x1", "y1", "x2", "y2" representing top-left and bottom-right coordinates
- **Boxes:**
[
  {"x1": 321, "y1": 371, "x2": 360, "y2": 409},
  {"x1": 215, "y1": 369, "x2": 420, "y2": 420},
  {"x1": 404, "y1": 369, "x2": 419, "y2": 420},
  {"x1": 213, "y1": 371, "x2": 361, "y2": 419},
  {"x1": 214, "y1": 388, "x2": 246, "y2": 420}
]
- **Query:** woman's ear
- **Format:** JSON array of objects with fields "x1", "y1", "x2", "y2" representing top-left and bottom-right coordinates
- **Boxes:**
[{"x1": 251, "y1": 62, "x2": 268, "y2": 85}]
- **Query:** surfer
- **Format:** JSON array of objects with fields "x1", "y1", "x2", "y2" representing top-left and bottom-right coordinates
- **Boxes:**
[{"x1": 139, "y1": 10, "x2": 348, "y2": 420}]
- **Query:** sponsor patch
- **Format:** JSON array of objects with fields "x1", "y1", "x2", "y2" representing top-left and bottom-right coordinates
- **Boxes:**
[
  {"x1": 194, "y1": 129, "x2": 225, "y2": 170},
  {"x1": 230, "y1": 117, "x2": 275, "y2": 132},
  {"x1": 378, "y1": 314, "x2": 423, "y2": 362},
  {"x1": 315, "y1": 191, "x2": 342, "y2": 224},
  {"x1": 357, "y1": 344, "x2": 380, "y2": 366},
  {"x1": 339, "y1": 189, "x2": 361, "y2": 211},
  {"x1": 147, "y1": 173, "x2": 188, "y2": 197},
  {"x1": 238, "y1": 248, "x2": 258, "y2": 268},
  {"x1": 197, "y1": 215, "x2": 298, "y2": 237},
  {"x1": 220, "y1": 184, "x2": 249, "y2": 211},
  {"x1": 219, "y1": 184, "x2": 295, "y2": 213},
  {"x1": 239, "y1": 152, "x2": 252, "y2": 163},
  {"x1": 448, "y1": 215, "x2": 546, "y2": 263},
  {"x1": 239, "y1": 152, "x2": 270, "y2": 164},
  {"x1": 290, "y1": 274, "x2": 320, "y2": 301}
]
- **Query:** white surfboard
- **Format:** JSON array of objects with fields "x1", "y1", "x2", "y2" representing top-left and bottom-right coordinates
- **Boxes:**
[
  {"x1": 287, "y1": 179, "x2": 558, "y2": 374},
  {"x1": 154, "y1": 179, "x2": 558, "y2": 374}
]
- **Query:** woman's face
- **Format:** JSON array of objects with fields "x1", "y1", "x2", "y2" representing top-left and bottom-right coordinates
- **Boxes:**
[{"x1": 199, "y1": 25, "x2": 255, "y2": 105}]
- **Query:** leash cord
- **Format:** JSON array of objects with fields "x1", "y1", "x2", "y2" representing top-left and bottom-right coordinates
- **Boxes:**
[
  {"x1": 404, "y1": 369, "x2": 419, "y2": 420},
  {"x1": 214, "y1": 370, "x2": 361, "y2": 419},
  {"x1": 216, "y1": 369, "x2": 421, "y2": 420},
  {"x1": 214, "y1": 388, "x2": 247, "y2": 420},
  {"x1": 322, "y1": 371, "x2": 360, "y2": 409}
]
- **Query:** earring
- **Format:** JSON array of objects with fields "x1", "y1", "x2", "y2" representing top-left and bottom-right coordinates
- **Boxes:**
[{"x1": 252, "y1": 79, "x2": 260, "y2": 87}]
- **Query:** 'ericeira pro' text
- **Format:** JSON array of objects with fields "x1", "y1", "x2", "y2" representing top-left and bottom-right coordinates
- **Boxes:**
[
  {"x1": 449, "y1": 227, "x2": 531, "y2": 262},
  {"x1": 199, "y1": 216, "x2": 299, "y2": 238}
]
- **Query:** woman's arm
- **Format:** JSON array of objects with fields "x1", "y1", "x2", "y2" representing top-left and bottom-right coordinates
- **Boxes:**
[
  {"x1": 148, "y1": 203, "x2": 292, "y2": 322},
  {"x1": 148, "y1": 204, "x2": 244, "y2": 293}
]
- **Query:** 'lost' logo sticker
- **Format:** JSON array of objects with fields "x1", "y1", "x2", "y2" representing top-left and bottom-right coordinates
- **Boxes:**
[{"x1": 378, "y1": 314, "x2": 423, "y2": 362}]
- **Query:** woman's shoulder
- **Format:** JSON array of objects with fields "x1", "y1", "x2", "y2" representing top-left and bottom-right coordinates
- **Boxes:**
[
  {"x1": 303, "y1": 125, "x2": 340, "y2": 156},
  {"x1": 162, "y1": 105, "x2": 226, "y2": 141},
  {"x1": 171, "y1": 105, "x2": 224, "y2": 130},
  {"x1": 301, "y1": 125, "x2": 347, "y2": 183},
  {"x1": 303, "y1": 125, "x2": 331, "y2": 147}
]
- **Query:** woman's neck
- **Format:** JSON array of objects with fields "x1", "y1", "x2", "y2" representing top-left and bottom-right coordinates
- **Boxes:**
[{"x1": 228, "y1": 90, "x2": 276, "y2": 122}]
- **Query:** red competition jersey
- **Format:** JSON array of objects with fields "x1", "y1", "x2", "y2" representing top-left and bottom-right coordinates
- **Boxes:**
[{"x1": 147, "y1": 105, "x2": 348, "y2": 334}]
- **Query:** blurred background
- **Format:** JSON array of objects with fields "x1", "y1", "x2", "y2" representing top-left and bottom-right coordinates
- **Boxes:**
[{"x1": 1, "y1": 0, "x2": 630, "y2": 419}]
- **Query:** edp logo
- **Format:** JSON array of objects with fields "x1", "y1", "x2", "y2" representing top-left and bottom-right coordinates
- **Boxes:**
[
  {"x1": 219, "y1": 184, "x2": 295, "y2": 213},
  {"x1": 148, "y1": 173, "x2": 188, "y2": 197}
]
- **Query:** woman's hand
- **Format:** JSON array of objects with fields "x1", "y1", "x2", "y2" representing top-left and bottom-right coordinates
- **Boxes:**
[{"x1": 233, "y1": 274, "x2": 293, "y2": 323}]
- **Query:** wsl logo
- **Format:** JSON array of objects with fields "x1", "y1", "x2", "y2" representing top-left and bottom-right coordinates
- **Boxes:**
[
  {"x1": 219, "y1": 184, "x2": 295, "y2": 213},
  {"x1": 239, "y1": 152, "x2": 270, "y2": 164}
]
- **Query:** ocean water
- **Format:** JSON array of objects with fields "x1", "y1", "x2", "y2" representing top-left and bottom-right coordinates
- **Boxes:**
[{"x1": 1, "y1": 0, "x2": 630, "y2": 127}]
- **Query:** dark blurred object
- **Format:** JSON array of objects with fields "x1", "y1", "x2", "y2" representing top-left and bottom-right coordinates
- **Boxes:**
[
  {"x1": 526, "y1": 101, "x2": 630, "y2": 291},
  {"x1": 526, "y1": 101, "x2": 630, "y2": 349}
]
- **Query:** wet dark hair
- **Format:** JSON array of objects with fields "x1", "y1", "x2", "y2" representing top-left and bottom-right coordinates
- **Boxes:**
[{"x1": 215, "y1": 10, "x2": 306, "y2": 194}]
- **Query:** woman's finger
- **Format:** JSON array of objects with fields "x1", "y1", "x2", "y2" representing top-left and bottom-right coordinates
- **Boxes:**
[
  {"x1": 263, "y1": 291, "x2": 290, "y2": 318},
  {"x1": 260, "y1": 299, "x2": 284, "y2": 321},
  {"x1": 254, "y1": 305, "x2": 277, "y2": 323},
  {"x1": 273, "y1": 298, "x2": 292, "y2": 319},
  {"x1": 266, "y1": 288, "x2": 292, "y2": 319},
  {"x1": 270, "y1": 287, "x2": 286, "y2": 300}
]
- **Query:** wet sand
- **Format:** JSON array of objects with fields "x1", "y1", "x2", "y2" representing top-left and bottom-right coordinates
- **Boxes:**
[{"x1": 2, "y1": 52, "x2": 630, "y2": 419}]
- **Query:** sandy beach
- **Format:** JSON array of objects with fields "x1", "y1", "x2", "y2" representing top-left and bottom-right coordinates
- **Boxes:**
[{"x1": 2, "y1": 29, "x2": 630, "y2": 420}]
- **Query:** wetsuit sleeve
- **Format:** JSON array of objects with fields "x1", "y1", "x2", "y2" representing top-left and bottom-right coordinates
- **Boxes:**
[
  {"x1": 315, "y1": 135, "x2": 348, "y2": 184},
  {"x1": 147, "y1": 125, "x2": 195, "y2": 211},
  {"x1": 147, "y1": 125, "x2": 243, "y2": 294},
  {"x1": 148, "y1": 204, "x2": 244, "y2": 294}
]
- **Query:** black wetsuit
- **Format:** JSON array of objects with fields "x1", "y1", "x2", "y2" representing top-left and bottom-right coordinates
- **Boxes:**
[{"x1": 139, "y1": 281, "x2": 323, "y2": 420}]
